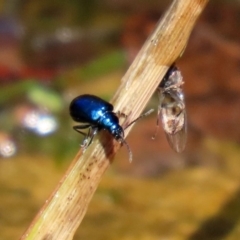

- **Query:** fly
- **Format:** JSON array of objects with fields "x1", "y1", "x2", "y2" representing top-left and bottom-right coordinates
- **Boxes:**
[{"x1": 152, "y1": 64, "x2": 187, "y2": 152}]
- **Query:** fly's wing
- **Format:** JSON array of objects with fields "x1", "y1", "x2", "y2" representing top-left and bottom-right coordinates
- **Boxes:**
[
  {"x1": 164, "y1": 110, "x2": 187, "y2": 153},
  {"x1": 160, "y1": 90, "x2": 187, "y2": 153}
]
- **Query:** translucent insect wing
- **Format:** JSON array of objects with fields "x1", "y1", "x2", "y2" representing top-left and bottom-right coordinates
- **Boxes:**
[
  {"x1": 159, "y1": 88, "x2": 187, "y2": 153},
  {"x1": 164, "y1": 108, "x2": 187, "y2": 153}
]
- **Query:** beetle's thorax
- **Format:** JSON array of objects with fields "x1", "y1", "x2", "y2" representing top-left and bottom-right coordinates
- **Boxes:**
[{"x1": 98, "y1": 112, "x2": 124, "y2": 140}]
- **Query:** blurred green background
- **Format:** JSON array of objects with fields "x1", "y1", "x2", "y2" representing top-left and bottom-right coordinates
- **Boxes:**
[{"x1": 1, "y1": 0, "x2": 240, "y2": 239}]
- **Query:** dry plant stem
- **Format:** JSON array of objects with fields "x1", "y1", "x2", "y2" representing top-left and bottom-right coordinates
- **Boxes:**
[{"x1": 21, "y1": 0, "x2": 209, "y2": 239}]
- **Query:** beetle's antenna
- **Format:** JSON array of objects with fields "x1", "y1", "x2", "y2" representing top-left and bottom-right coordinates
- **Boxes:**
[
  {"x1": 120, "y1": 109, "x2": 154, "y2": 162},
  {"x1": 124, "y1": 109, "x2": 154, "y2": 130},
  {"x1": 118, "y1": 109, "x2": 154, "y2": 162},
  {"x1": 120, "y1": 137, "x2": 133, "y2": 163}
]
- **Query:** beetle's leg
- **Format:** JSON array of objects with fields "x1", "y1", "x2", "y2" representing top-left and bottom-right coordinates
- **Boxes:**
[
  {"x1": 73, "y1": 124, "x2": 91, "y2": 135},
  {"x1": 73, "y1": 124, "x2": 92, "y2": 149},
  {"x1": 85, "y1": 126, "x2": 98, "y2": 147},
  {"x1": 74, "y1": 125, "x2": 99, "y2": 150}
]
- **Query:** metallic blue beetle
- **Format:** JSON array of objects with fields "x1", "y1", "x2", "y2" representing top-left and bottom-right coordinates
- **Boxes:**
[
  {"x1": 70, "y1": 93, "x2": 124, "y2": 141},
  {"x1": 70, "y1": 94, "x2": 151, "y2": 162}
]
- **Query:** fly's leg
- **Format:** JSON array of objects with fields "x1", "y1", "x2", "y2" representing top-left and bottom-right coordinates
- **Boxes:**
[{"x1": 152, "y1": 107, "x2": 161, "y2": 140}]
